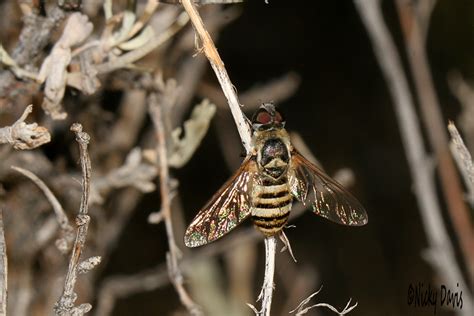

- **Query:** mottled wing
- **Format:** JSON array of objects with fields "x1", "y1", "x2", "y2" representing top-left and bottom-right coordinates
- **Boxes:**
[
  {"x1": 288, "y1": 150, "x2": 368, "y2": 226},
  {"x1": 184, "y1": 156, "x2": 257, "y2": 247}
]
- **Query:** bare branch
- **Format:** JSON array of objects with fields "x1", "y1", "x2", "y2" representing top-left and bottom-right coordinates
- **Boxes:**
[
  {"x1": 247, "y1": 236, "x2": 276, "y2": 316},
  {"x1": 0, "y1": 105, "x2": 51, "y2": 150},
  {"x1": 95, "y1": 266, "x2": 169, "y2": 316},
  {"x1": 181, "y1": 0, "x2": 252, "y2": 152},
  {"x1": 448, "y1": 121, "x2": 474, "y2": 205},
  {"x1": 0, "y1": 210, "x2": 7, "y2": 316},
  {"x1": 54, "y1": 124, "x2": 99, "y2": 316},
  {"x1": 10, "y1": 166, "x2": 74, "y2": 253},
  {"x1": 90, "y1": 148, "x2": 158, "y2": 205},
  {"x1": 149, "y1": 93, "x2": 202, "y2": 315},
  {"x1": 290, "y1": 286, "x2": 357, "y2": 315},
  {"x1": 448, "y1": 71, "x2": 474, "y2": 151},
  {"x1": 394, "y1": 0, "x2": 474, "y2": 280},
  {"x1": 354, "y1": 1, "x2": 473, "y2": 314}
]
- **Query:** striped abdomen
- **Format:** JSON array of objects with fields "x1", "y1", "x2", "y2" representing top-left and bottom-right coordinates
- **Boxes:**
[{"x1": 251, "y1": 177, "x2": 293, "y2": 236}]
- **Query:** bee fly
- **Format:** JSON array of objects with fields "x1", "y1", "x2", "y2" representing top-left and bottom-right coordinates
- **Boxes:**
[{"x1": 184, "y1": 103, "x2": 368, "y2": 247}]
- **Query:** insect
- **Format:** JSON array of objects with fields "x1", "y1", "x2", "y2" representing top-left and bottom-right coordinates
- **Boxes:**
[{"x1": 184, "y1": 103, "x2": 368, "y2": 247}]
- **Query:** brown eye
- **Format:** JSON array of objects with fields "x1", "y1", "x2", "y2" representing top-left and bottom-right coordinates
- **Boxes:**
[
  {"x1": 256, "y1": 111, "x2": 272, "y2": 124},
  {"x1": 274, "y1": 111, "x2": 283, "y2": 123}
]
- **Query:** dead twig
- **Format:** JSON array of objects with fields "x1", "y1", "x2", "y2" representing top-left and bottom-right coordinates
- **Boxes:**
[
  {"x1": 290, "y1": 286, "x2": 357, "y2": 315},
  {"x1": 54, "y1": 124, "x2": 101, "y2": 316},
  {"x1": 181, "y1": 0, "x2": 252, "y2": 152},
  {"x1": 0, "y1": 210, "x2": 7, "y2": 316},
  {"x1": 0, "y1": 105, "x2": 50, "y2": 150},
  {"x1": 395, "y1": 0, "x2": 474, "y2": 281},
  {"x1": 10, "y1": 166, "x2": 74, "y2": 253},
  {"x1": 247, "y1": 236, "x2": 276, "y2": 316},
  {"x1": 448, "y1": 122, "x2": 474, "y2": 206},
  {"x1": 149, "y1": 93, "x2": 202, "y2": 315},
  {"x1": 354, "y1": 1, "x2": 473, "y2": 314}
]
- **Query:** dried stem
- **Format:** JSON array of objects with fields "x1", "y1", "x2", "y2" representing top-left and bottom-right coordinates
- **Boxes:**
[
  {"x1": 54, "y1": 123, "x2": 98, "y2": 315},
  {"x1": 180, "y1": 2, "x2": 283, "y2": 314},
  {"x1": 148, "y1": 94, "x2": 202, "y2": 315},
  {"x1": 290, "y1": 287, "x2": 357, "y2": 315},
  {"x1": 181, "y1": 0, "x2": 252, "y2": 152},
  {"x1": 354, "y1": 0, "x2": 472, "y2": 314},
  {"x1": 395, "y1": 0, "x2": 474, "y2": 281},
  {"x1": 448, "y1": 122, "x2": 474, "y2": 205},
  {"x1": 10, "y1": 166, "x2": 74, "y2": 253},
  {"x1": 0, "y1": 105, "x2": 51, "y2": 150},
  {"x1": 0, "y1": 210, "x2": 7, "y2": 316},
  {"x1": 260, "y1": 236, "x2": 276, "y2": 316},
  {"x1": 247, "y1": 236, "x2": 276, "y2": 316}
]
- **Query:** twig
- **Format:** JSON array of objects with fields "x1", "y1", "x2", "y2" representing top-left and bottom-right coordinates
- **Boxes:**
[
  {"x1": 448, "y1": 71, "x2": 474, "y2": 156},
  {"x1": 448, "y1": 122, "x2": 474, "y2": 205},
  {"x1": 95, "y1": 266, "x2": 169, "y2": 316},
  {"x1": 0, "y1": 210, "x2": 7, "y2": 316},
  {"x1": 10, "y1": 166, "x2": 75, "y2": 253},
  {"x1": 90, "y1": 148, "x2": 158, "y2": 205},
  {"x1": 199, "y1": 72, "x2": 301, "y2": 111},
  {"x1": 0, "y1": 105, "x2": 51, "y2": 150},
  {"x1": 181, "y1": 0, "x2": 252, "y2": 152},
  {"x1": 54, "y1": 123, "x2": 100, "y2": 316},
  {"x1": 148, "y1": 93, "x2": 202, "y2": 315},
  {"x1": 247, "y1": 236, "x2": 276, "y2": 316},
  {"x1": 290, "y1": 286, "x2": 357, "y2": 315},
  {"x1": 354, "y1": 1, "x2": 473, "y2": 314},
  {"x1": 395, "y1": 0, "x2": 474, "y2": 281}
]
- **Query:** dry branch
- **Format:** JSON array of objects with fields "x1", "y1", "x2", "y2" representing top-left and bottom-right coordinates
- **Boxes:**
[
  {"x1": 0, "y1": 210, "x2": 7, "y2": 316},
  {"x1": 180, "y1": 1, "x2": 281, "y2": 313},
  {"x1": 149, "y1": 93, "x2": 202, "y2": 315},
  {"x1": 395, "y1": 0, "x2": 474, "y2": 281},
  {"x1": 290, "y1": 287, "x2": 357, "y2": 315},
  {"x1": 0, "y1": 105, "x2": 50, "y2": 150},
  {"x1": 181, "y1": 0, "x2": 252, "y2": 152},
  {"x1": 54, "y1": 124, "x2": 100, "y2": 316},
  {"x1": 10, "y1": 166, "x2": 74, "y2": 253},
  {"x1": 354, "y1": 1, "x2": 473, "y2": 314},
  {"x1": 448, "y1": 122, "x2": 474, "y2": 206}
]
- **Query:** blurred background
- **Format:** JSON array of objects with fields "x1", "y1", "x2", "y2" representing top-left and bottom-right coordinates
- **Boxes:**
[{"x1": 0, "y1": 0, "x2": 473, "y2": 315}]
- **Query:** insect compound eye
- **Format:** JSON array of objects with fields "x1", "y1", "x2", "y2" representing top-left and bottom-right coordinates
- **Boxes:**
[
  {"x1": 254, "y1": 110, "x2": 272, "y2": 125},
  {"x1": 274, "y1": 111, "x2": 284, "y2": 124}
]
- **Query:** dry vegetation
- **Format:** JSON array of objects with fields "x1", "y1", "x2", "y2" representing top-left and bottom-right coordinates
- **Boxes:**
[{"x1": 0, "y1": 0, "x2": 473, "y2": 315}]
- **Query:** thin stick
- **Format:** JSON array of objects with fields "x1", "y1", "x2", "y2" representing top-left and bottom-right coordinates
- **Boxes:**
[
  {"x1": 149, "y1": 94, "x2": 202, "y2": 315},
  {"x1": 395, "y1": 0, "x2": 474, "y2": 281},
  {"x1": 54, "y1": 123, "x2": 95, "y2": 315},
  {"x1": 260, "y1": 236, "x2": 276, "y2": 316},
  {"x1": 181, "y1": 0, "x2": 252, "y2": 152},
  {"x1": 0, "y1": 210, "x2": 7, "y2": 316},
  {"x1": 448, "y1": 121, "x2": 474, "y2": 205},
  {"x1": 11, "y1": 166, "x2": 74, "y2": 252},
  {"x1": 354, "y1": 1, "x2": 473, "y2": 314}
]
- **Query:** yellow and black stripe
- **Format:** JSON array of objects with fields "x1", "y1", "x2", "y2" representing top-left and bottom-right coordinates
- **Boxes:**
[{"x1": 251, "y1": 176, "x2": 292, "y2": 236}]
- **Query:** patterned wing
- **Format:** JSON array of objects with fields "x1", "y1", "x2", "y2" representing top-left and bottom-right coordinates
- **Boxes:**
[
  {"x1": 288, "y1": 150, "x2": 368, "y2": 226},
  {"x1": 184, "y1": 156, "x2": 257, "y2": 247}
]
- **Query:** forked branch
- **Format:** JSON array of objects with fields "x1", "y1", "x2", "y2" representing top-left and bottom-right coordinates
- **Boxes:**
[{"x1": 54, "y1": 124, "x2": 101, "y2": 316}]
